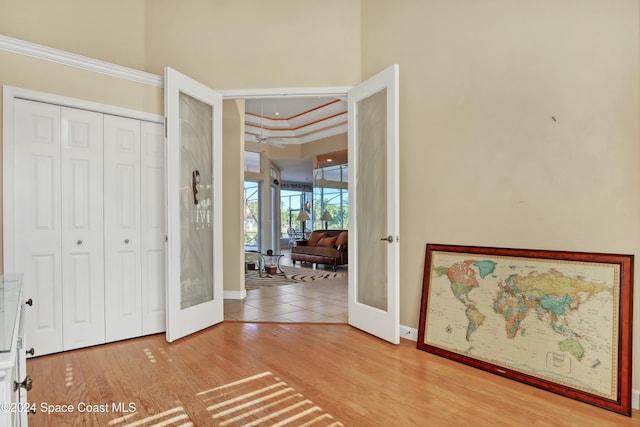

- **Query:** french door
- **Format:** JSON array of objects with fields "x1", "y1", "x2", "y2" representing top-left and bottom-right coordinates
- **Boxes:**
[
  {"x1": 165, "y1": 67, "x2": 224, "y2": 342},
  {"x1": 348, "y1": 65, "x2": 400, "y2": 344}
]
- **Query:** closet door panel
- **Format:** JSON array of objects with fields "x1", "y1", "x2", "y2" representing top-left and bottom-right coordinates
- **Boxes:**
[
  {"x1": 61, "y1": 107, "x2": 105, "y2": 351},
  {"x1": 10, "y1": 94, "x2": 166, "y2": 355},
  {"x1": 13, "y1": 99, "x2": 64, "y2": 356},
  {"x1": 104, "y1": 115, "x2": 142, "y2": 342},
  {"x1": 141, "y1": 121, "x2": 166, "y2": 334}
]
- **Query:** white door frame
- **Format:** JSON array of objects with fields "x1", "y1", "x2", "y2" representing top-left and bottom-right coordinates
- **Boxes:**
[
  {"x1": 222, "y1": 81, "x2": 400, "y2": 345},
  {"x1": 218, "y1": 87, "x2": 352, "y2": 101},
  {"x1": 221, "y1": 86, "x2": 352, "y2": 293}
]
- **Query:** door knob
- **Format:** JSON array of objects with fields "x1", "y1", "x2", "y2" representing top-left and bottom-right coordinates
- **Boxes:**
[
  {"x1": 77, "y1": 240, "x2": 83, "y2": 245},
  {"x1": 380, "y1": 235, "x2": 393, "y2": 243},
  {"x1": 13, "y1": 375, "x2": 32, "y2": 392},
  {"x1": 124, "y1": 239, "x2": 130, "y2": 244}
]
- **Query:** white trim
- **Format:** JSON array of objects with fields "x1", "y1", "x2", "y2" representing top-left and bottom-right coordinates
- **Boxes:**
[
  {"x1": 219, "y1": 87, "x2": 351, "y2": 99},
  {"x1": 2, "y1": 88, "x2": 16, "y2": 272},
  {"x1": 3, "y1": 85, "x2": 163, "y2": 124},
  {"x1": 633, "y1": 389, "x2": 640, "y2": 410},
  {"x1": 400, "y1": 325, "x2": 418, "y2": 342},
  {"x1": 224, "y1": 290, "x2": 247, "y2": 300},
  {"x1": 0, "y1": 34, "x2": 163, "y2": 88}
]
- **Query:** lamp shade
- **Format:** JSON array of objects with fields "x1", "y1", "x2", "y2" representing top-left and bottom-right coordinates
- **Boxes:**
[
  {"x1": 320, "y1": 210, "x2": 333, "y2": 221},
  {"x1": 296, "y1": 209, "x2": 311, "y2": 221}
]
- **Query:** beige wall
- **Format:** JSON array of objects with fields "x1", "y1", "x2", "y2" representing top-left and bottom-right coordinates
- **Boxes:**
[
  {"x1": 223, "y1": 99, "x2": 245, "y2": 293},
  {"x1": 144, "y1": 0, "x2": 362, "y2": 88},
  {"x1": 0, "y1": 0, "x2": 147, "y2": 70},
  {"x1": 361, "y1": 0, "x2": 640, "y2": 385}
]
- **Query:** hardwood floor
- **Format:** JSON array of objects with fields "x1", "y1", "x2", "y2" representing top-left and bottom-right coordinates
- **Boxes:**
[{"x1": 26, "y1": 322, "x2": 640, "y2": 426}]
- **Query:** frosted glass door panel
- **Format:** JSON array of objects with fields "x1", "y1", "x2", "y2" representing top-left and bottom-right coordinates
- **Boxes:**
[
  {"x1": 179, "y1": 92, "x2": 214, "y2": 309},
  {"x1": 165, "y1": 67, "x2": 223, "y2": 343},
  {"x1": 356, "y1": 89, "x2": 388, "y2": 311},
  {"x1": 348, "y1": 64, "x2": 400, "y2": 344}
]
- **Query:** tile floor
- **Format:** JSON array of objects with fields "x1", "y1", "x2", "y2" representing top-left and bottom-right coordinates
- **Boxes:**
[{"x1": 224, "y1": 252, "x2": 348, "y2": 323}]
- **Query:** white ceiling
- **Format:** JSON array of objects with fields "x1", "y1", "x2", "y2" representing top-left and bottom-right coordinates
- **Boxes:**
[
  {"x1": 244, "y1": 97, "x2": 347, "y2": 146},
  {"x1": 244, "y1": 97, "x2": 347, "y2": 183}
]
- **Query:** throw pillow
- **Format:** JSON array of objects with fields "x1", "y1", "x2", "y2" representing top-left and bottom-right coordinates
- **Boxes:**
[
  {"x1": 307, "y1": 232, "x2": 326, "y2": 246},
  {"x1": 335, "y1": 231, "x2": 348, "y2": 248},
  {"x1": 318, "y1": 236, "x2": 338, "y2": 247}
]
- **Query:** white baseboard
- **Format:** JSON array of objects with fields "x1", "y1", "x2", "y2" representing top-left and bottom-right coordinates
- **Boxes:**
[
  {"x1": 400, "y1": 325, "x2": 418, "y2": 342},
  {"x1": 224, "y1": 290, "x2": 247, "y2": 300},
  {"x1": 633, "y1": 389, "x2": 640, "y2": 410}
]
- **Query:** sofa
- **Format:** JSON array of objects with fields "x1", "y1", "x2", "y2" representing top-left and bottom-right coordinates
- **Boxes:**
[{"x1": 291, "y1": 230, "x2": 348, "y2": 271}]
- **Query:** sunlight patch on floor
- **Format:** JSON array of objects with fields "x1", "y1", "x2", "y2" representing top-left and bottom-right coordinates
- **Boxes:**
[
  {"x1": 198, "y1": 372, "x2": 344, "y2": 426},
  {"x1": 65, "y1": 362, "x2": 73, "y2": 387},
  {"x1": 143, "y1": 348, "x2": 157, "y2": 363},
  {"x1": 107, "y1": 406, "x2": 193, "y2": 427}
]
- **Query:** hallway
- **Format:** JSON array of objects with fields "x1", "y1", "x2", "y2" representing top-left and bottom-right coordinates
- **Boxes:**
[{"x1": 225, "y1": 251, "x2": 348, "y2": 323}]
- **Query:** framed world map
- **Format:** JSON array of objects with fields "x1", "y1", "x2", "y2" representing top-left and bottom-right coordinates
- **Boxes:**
[{"x1": 417, "y1": 244, "x2": 633, "y2": 416}]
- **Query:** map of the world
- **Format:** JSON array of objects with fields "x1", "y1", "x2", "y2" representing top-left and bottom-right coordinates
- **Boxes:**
[{"x1": 424, "y1": 250, "x2": 619, "y2": 400}]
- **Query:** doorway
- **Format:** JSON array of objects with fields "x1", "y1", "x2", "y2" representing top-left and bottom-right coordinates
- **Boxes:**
[
  {"x1": 234, "y1": 92, "x2": 350, "y2": 323},
  {"x1": 226, "y1": 64, "x2": 400, "y2": 344}
]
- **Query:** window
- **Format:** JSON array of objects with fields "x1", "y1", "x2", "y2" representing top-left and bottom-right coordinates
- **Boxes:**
[
  {"x1": 244, "y1": 151, "x2": 260, "y2": 173},
  {"x1": 244, "y1": 181, "x2": 260, "y2": 251},
  {"x1": 313, "y1": 187, "x2": 348, "y2": 230},
  {"x1": 313, "y1": 164, "x2": 349, "y2": 230},
  {"x1": 280, "y1": 189, "x2": 310, "y2": 237}
]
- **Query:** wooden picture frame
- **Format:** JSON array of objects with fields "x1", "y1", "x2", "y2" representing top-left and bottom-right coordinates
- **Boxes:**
[{"x1": 418, "y1": 244, "x2": 633, "y2": 416}]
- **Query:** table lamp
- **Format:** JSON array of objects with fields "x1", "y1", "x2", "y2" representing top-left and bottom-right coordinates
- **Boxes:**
[
  {"x1": 321, "y1": 210, "x2": 333, "y2": 230},
  {"x1": 296, "y1": 209, "x2": 311, "y2": 239}
]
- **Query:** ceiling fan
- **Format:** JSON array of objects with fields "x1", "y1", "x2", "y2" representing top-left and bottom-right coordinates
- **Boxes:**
[{"x1": 253, "y1": 101, "x2": 285, "y2": 149}]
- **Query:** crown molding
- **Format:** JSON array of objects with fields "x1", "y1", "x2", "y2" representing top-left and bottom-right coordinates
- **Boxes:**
[
  {"x1": 0, "y1": 34, "x2": 353, "y2": 100},
  {"x1": 0, "y1": 34, "x2": 164, "y2": 88},
  {"x1": 219, "y1": 87, "x2": 350, "y2": 99}
]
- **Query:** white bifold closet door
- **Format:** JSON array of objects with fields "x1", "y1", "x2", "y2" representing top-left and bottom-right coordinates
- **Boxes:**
[
  {"x1": 104, "y1": 115, "x2": 142, "y2": 342},
  {"x1": 12, "y1": 97, "x2": 165, "y2": 356},
  {"x1": 14, "y1": 99, "x2": 105, "y2": 354},
  {"x1": 61, "y1": 106, "x2": 105, "y2": 351},
  {"x1": 139, "y1": 121, "x2": 166, "y2": 336},
  {"x1": 104, "y1": 116, "x2": 165, "y2": 341}
]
